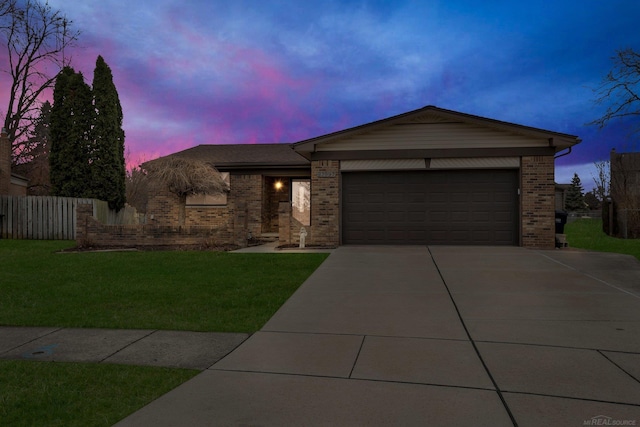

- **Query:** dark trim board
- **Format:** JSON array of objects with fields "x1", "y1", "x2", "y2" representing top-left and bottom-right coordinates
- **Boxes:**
[{"x1": 341, "y1": 169, "x2": 519, "y2": 245}]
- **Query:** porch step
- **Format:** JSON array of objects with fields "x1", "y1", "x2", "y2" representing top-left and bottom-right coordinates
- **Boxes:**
[{"x1": 260, "y1": 232, "x2": 279, "y2": 242}]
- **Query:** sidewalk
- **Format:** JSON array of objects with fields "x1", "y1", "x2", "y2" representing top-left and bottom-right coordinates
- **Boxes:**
[{"x1": 0, "y1": 327, "x2": 248, "y2": 370}]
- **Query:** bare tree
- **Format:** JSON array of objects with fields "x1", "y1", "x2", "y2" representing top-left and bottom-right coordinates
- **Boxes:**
[
  {"x1": 589, "y1": 49, "x2": 640, "y2": 134},
  {"x1": 0, "y1": 0, "x2": 79, "y2": 163},
  {"x1": 144, "y1": 157, "x2": 229, "y2": 196},
  {"x1": 0, "y1": 0, "x2": 15, "y2": 21},
  {"x1": 126, "y1": 165, "x2": 150, "y2": 213},
  {"x1": 591, "y1": 160, "x2": 610, "y2": 202}
]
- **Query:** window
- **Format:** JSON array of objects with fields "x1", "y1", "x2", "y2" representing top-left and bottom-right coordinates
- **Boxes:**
[
  {"x1": 186, "y1": 172, "x2": 230, "y2": 207},
  {"x1": 291, "y1": 179, "x2": 310, "y2": 225}
]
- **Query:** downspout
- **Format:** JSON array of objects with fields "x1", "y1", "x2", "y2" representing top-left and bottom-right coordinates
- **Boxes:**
[
  {"x1": 554, "y1": 146, "x2": 572, "y2": 159},
  {"x1": 550, "y1": 138, "x2": 573, "y2": 159}
]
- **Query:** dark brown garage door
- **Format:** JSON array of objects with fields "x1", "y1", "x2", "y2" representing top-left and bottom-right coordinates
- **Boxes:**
[{"x1": 342, "y1": 169, "x2": 518, "y2": 245}]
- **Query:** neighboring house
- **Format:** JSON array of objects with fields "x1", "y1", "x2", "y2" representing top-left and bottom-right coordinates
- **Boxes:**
[
  {"x1": 554, "y1": 183, "x2": 570, "y2": 211},
  {"x1": 8, "y1": 173, "x2": 28, "y2": 196},
  {"x1": 610, "y1": 149, "x2": 640, "y2": 238},
  {"x1": 145, "y1": 105, "x2": 581, "y2": 249},
  {"x1": 0, "y1": 128, "x2": 11, "y2": 194},
  {"x1": 0, "y1": 128, "x2": 28, "y2": 196},
  {"x1": 12, "y1": 159, "x2": 49, "y2": 196}
]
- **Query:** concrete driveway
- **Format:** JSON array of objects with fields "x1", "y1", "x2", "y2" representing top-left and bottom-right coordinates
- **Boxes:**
[{"x1": 116, "y1": 246, "x2": 640, "y2": 426}]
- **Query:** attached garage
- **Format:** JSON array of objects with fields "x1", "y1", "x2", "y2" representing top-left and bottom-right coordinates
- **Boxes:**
[
  {"x1": 342, "y1": 169, "x2": 518, "y2": 245},
  {"x1": 292, "y1": 105, "x2": 581, "y2": 249}
]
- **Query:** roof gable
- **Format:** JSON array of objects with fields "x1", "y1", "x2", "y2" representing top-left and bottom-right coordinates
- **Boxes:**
[{"x1": 294, "y1": 105, "x2": 581, "y2": 155}]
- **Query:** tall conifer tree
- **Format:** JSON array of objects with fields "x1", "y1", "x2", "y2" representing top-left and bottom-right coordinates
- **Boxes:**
[
  {"x1": 91, "y1": 56, "x2": 126, "y2": 210},
  {"x1": 565, "y1": 173, "x2": 586, "y2": 211},
  {"x1": 49, "y1": 67, "x2": 93, "y2": 197}
]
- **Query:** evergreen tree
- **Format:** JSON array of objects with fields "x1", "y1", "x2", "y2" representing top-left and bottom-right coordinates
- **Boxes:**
[
  {"x1": 565, "y1": 173, "x2": 586, "y2": 211},
  {"x1": 49, "y1": 67, "x2": 94, "y2": 197},
  {"x1": 91, "y1": 56, "x2": 126, "y2": 210}
]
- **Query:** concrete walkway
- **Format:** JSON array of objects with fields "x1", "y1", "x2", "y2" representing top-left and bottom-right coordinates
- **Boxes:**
[
  {"x1": 113, "y1": 246, "x2": 640, "y2": 426},
  {"x1": 231, "y1": 240, "x2": 335, "y2": 253},
  {"x1": 0, "y1": 328, "x2": 248, "y2": 370}
]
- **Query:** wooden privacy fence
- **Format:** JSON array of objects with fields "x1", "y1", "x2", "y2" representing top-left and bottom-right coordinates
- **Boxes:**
[
  {"x1": 0, "y1": 196, "x2": 141, "y2": 240},
  {"x1": 0, "y1": 196, "x2": 98, "y2": 240}
]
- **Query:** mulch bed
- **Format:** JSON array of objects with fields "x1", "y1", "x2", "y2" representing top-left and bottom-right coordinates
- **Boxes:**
[{"x1": 59, "y1": 244, "x2": 242, "y2": 253}]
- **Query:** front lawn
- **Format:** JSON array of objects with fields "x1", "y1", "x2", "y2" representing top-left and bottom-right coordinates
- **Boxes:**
[
  {"x1": 0, "y1": 360, "x2": 198, "y2": 427},
  {"x1": 0, "y1": 240, "x2": 328, "y2": 332},
  {"x1": 0, "y1": 240, "x2": 328, "y2": 426},
  {"x1": 565, "y1": 218, "x2": 640, "y2": 260}
]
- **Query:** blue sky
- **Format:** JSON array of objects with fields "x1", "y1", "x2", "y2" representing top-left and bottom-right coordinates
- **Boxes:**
[{"x1": 11, "y1": 0, "x2": 640, "y2": 187}]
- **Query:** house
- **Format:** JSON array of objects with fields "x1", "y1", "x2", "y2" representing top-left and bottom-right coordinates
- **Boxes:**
[
  {"x1": 0, "y1": 128, "x2": 28, "y2": 196},
  {"x1": 610, "y1": 149, "x2": 640, "y2": 238},
  {"x1": 144, "y1": 143, "x2": 310, "y2": 238},
  {"x1": 145, "y1": 105, "x2": 581, "y2": 249}
]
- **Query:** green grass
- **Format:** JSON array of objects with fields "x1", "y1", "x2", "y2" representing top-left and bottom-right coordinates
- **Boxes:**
[
  {"x1": 0, "y1": 240, "x2": 328, "y2": 426},
  {"x1": 0, "y1": 360, "x2": 198, "y2": 427},
  {"x1": 0, "y1": 240, "x2": 328, "y2": 332},
  {"x1": 565, "y1": 218, "x2": 640, "y2": 260}
]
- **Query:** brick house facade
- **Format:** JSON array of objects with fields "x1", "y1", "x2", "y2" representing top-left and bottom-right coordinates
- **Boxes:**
[{"x1": 141, "y1": 106, "x2": 580, "y2": 249}]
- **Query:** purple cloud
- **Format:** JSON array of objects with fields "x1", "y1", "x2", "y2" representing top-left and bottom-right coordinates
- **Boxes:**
[{"x1": 3, "y1": 0, "x2": 639, "y2": 179}]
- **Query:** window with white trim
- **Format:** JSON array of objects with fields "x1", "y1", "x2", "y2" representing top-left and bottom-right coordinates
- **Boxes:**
[{"x1": 291, "y1": 179, "x2": 310, "y2": 225}]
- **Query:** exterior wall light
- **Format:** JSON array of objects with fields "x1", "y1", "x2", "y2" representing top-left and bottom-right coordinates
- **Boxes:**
[{"x1": 274, "y1": 180, "x2": 283, "y2": 191}]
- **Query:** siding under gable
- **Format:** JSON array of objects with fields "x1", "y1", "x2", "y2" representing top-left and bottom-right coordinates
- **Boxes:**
[
  {"x1": 315, "y1": 122, "x2": 549, "y2": 152},
  {"x1": 430, "y1": 157, "x2": 520, "y2": 169},
  {"x1": 340, "y1": 159, "x2": 427, "y2": 171}
]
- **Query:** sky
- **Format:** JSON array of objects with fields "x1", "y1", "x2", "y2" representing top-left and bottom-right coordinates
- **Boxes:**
[{"x1": 4, "y1": 0, "x2": 640, "y2": 189}]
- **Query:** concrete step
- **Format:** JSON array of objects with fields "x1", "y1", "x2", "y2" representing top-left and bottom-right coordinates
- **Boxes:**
[{"x1": 259, "y1": 232, "x2": 279, "y2": 242}]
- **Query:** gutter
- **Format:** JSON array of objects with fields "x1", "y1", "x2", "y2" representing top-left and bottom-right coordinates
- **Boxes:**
[{"x1": 554, "y1": 146, "x2": 572, "y2": 159}]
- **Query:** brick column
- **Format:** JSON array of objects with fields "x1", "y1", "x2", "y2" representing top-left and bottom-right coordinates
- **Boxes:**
[
  {"x1": 231, "y1": 174, "x2": 262, "y2": 237},
  {"x1": 233, "y1": 200, "x2": 249, "y2": 247},
  {"x1": 521, "y1": 156, "x2": 555, "y2": 248},
  {"x1": 310, "y1": 160, "x2": 340, "y2": 246},
  {"x1": 76, "y1": 203, "x2": 96, "y2": 246},
  {"x1": 278, "y1": 201, "x2": 292, "y2": 245}
]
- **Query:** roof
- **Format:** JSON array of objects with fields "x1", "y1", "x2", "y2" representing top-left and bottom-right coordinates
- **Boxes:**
[
  {"x1": 148, "y1": 106, "x2": 582, "y2": 169},
  {"x1": 146, "y1": 143, "x2": 309, "y2": 169},
  {"x1": 294, "y1": 105, "x2": 582, "y2": 154}
]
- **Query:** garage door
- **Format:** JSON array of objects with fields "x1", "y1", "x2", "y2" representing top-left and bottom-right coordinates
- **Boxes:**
[{"x1": 342, "y1": 170, "x2": 518, "y2": 245}]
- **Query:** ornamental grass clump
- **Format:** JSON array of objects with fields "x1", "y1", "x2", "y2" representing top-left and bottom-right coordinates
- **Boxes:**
[{"x1": 145, "y1": 157, "x2": 228, "y2": 196}]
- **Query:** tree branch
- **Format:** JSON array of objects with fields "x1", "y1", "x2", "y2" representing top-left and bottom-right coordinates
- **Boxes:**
[
  {"x1": 588, "y1": 48, "x2": 640, "y2": 132},
  {"x1": 0, "y1": 0, "x2": 79, "y2": 162}
]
